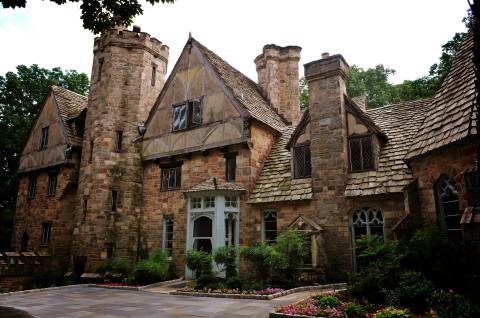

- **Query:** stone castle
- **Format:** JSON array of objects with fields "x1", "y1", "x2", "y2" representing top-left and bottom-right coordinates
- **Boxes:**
[{"x1": 8, "y1": 26, "x2": 479, "y2": 282}]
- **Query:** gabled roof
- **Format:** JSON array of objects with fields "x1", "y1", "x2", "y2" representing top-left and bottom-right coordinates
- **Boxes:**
[
  {"x1": 249, "y1": 126, "x2": 313, "y2": 203},
  {"x1": 286, "y1": 109, "x2": 310, "y2": 149},
  {"x1": 191, "y1": 38, "x2": 286, "y2": 132},
  {"x1": 184, "y1": 177, "x2": 246, "y2": 194},
  {"x1": 345, "y1": 98, "x2": 432, "y2": 196},
  {"x1": 51, "y1": 86, "x2": 88, "y2": 146},
  {"x1": 345, "y1": 95, "x2": 386, "y2": 139},
  {"x1": 406, "y1": 31, "x2": 476, "y2": 160}
]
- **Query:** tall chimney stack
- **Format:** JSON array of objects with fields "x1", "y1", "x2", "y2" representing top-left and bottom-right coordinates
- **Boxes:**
[{"x1": 254, "y1": 45, "x2": 302, "y2": 125}]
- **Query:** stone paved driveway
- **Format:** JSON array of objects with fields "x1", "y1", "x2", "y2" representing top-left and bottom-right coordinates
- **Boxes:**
[{"x1": 0, "y1": 286, "x2": 319, "y2": 318}]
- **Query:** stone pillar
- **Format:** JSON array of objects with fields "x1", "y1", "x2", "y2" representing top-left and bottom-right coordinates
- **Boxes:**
[
  {"x1": 254, "y1": 45, "x2": 302, "y2": 125},
  {"x1": 71, "y1": 26, "x2": 169, "y2": 272},
  {"x1": 304, "y1": 53, "x2": 351, "y2": 279}
]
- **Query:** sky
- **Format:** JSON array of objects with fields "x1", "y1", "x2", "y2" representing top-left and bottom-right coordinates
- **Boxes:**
[{"x1": 0, "y1": 0, "x2": 470, "y2": 84}]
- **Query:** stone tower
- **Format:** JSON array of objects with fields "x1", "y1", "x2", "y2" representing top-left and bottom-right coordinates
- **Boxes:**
[
  {"x1": 71, "y1": 26, "x2": 169, "y2": 273},
  {"x1": 304, "y1": 54, "x2": 351, "y2": 279},
  {"x1": 254, "y1": 45, "x2": 302, "y2": 125}
]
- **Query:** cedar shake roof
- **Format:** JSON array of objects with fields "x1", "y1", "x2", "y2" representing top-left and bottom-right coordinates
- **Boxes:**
[
  {"x1": 184, "y1": 177, "x2": 246, "y2": 193},
  {"x1": 406, "y1": 31, "x2": 477, "y2": 160},
  {"x1": 345, "y1": 98, "x2": 432, "y2": 196},
  {"x1": 192, "y1": 39, "x2": 287, "y2": 132},
  {"x1": 249, "y1": 126, "x2": 313, "y2": 203},
  {"x1": 52, "y1": 86, "x2": 88, "y2": 146}
]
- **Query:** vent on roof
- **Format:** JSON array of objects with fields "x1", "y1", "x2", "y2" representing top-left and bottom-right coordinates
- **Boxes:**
[{"x1": 132, "y1": 25, "x2": 141, "y2": 33}]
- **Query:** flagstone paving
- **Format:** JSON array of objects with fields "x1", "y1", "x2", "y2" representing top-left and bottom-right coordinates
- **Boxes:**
[{"x1": 0, "y1": 286, "x2": 324, "y2": 318}]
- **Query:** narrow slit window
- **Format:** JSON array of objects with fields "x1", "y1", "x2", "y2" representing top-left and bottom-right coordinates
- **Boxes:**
[
  {"x1": 47, "y1": 172, "x2": 57, "y2": 196},
  {"x1": 115, "y1": 131, "x2": 123, "y2": 152},
  {"x1": 163, "y1": 217, "x2": 174, "y2": 256},
  {"x1": 89, "y1": 140, "x2": 94, "y2": 163},
  {"x1": 39, "y1": 126, "x2": 49, "y2": 150},
  {"x1": 28, "y1": 175, "x2": 37, "y2": 199},
  {"x1": 41, "y1": 223, "x2": 52, "y2": 244},
  {"x1": 83, "y1": 196, "x2": 88, "y2": 220},
  {"x1": 97, "y1": 58, "x2": 104, "y2": 81},
  {"x1": 151, "y1": 65, "x2": 157, "y2": 86},
  {"x1": 225, "y1": 154, "x2": 236, "y2": 181},
  {"x1": 111, "y1": 190, "x2": 118, "y2": 212}
]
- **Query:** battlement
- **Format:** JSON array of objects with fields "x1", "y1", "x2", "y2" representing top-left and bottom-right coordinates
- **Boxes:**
[{"x1": 94, "y1": 26, "x2": 169, "y2": 62}]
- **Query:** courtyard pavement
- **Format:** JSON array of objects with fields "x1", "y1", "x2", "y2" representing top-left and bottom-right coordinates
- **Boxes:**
[{"x1": 0, "y1": 286, "x2": 320, "y2": 318}]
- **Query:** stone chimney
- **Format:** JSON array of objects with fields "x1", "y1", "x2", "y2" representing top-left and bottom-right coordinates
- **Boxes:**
[
  {"x1": 304, "y1": 53, "x2": 351, "y2": 278},
  {"x1": 254, "y1": 45, "x2": 302, "y2": 125}
]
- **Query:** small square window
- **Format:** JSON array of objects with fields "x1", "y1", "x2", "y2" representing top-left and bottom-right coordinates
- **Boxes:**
[
  {"x1": 161, "y1": 165, "x2": 182, "y2": 190},
  {"x1": 191, "y1": 197, "x2": 202, "y2": 209},
  {"x1": 41, "y1": 223, "x2": 52, "y2": 244},
  {"x1": 47, "y1": 172, "x2": 57, "y2": 196},
  {"x1": 349, "y1": 136, "x2": 374, "y2": 172},
  {"x1": 205, "y1": 196, "x2": 215, "y2": 208},
  {"x1": 39, "y1": 126, "x2": 49, "y2": 150},
  {"x1": 225, "y1": 196, "x2": 238, "y2": 208}
]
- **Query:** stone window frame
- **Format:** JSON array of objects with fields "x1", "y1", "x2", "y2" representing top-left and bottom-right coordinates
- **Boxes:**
[
  {"x1": 292, "y1": 143, "x2": 311, "y2": 179},
  {"x1": 27, "y1": 174, "x2": 37, "y2": 200},
  {"x1": 151, "y1": 63, "x2": 157, "y2": 86},
  {"x1": 348, "y1": 134, "x2": 375, "y2": 172},
  {"x1": 47, "y1": 171, "x2": 58, "y2": 196},
  {"x1": 160, "y1": 163, "x2": 182, "y2": 191},
  {"x1": 41, "y1": 222, "x2": 52, "y2": 245},
  {"x1": 262, "y1": 210, "x2": 278, "y2": 244},
  {"x1": 39, "y1": 126, "x2": 49, "y2": 150},
  {"x1": 225, "y1": 153, "x2": 237, "y2": 182},
  {"x1": 163, "y1": 216, "x2": 174, "y2": 257},
  {"x1": 171, "y1": 98, "x2": 203, "y2": 132},
  {"x1": 350, "y1": 206, "x2": 385, "y2": 270},
  {"x1": 434, "y1": 175, "x2": 461, "y2": 236}
]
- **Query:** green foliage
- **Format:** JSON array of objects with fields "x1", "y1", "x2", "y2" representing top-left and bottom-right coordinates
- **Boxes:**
[
  {"x1": 299, "y1": 77, "x2": 309, "y2": 110},
  {"x1": 185, "y1": 250, "x2": 212, "y2": 277},
  {"x1": 0, "y1": 64, "x2": 89, "y2": 250},
  {"x1": 313, "y1": 294, "x2": 341, "y2": 308},
  {"x1": 128, "y1": 250, "x2": 169, "y2": 285},
  {"x1": 213, "y1": 246, "x2": 238, "y2": 278},
  {"x1": 373, "y1": 307, "x2": 410, "y2": 318},
  {"x1": 96, "y1": 258, "x2": 131, "y2": 282},
  {"x1": 429, "y1": 289, "x2": 480, "y2": 318},
  {"x1": 242, "y1": 230, "x2": 308, "y2": 288},
  {"x1": 1, "y1": 0, "x2": 177, "y2": 34},
  {"x1": 195, "y1": 273, "x2": 220, "y2": 290},
  {"x1": 343, "y1": 302, "x2": 366, "y2": 318},
  {"x1": 385, "y1": 271, "x2": 435, "y2": 313}
]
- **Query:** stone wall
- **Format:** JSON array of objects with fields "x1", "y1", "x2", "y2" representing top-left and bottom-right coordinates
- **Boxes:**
[{"x1": 71, "y1": 27, "x2": 169, "y2": 272}]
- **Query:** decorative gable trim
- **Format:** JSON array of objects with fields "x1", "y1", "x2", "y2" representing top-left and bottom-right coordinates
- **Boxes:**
[
  {"x1": 345, "y1": 95, "x2": 387, "y2": 140},
  {"x1": 287, "y1": 215, "x2": 323, "y2": 233}
]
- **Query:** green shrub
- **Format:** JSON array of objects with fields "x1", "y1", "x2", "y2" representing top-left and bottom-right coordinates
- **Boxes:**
[
  {"x1": 196, "y1": 274, "x2": 220, "y2": 290},
  {"x1": 241, "y1": 243, "x2": 272, "y2": 283},
  {"x1": 213, "y1": 246, "x2": 238, "y2": 278},
  {"x1": 313, "y1": 294, "x2": 341, "y2": 308},
  {"x1": 185, "y1": 250, "x2": 212, "y2": 277},
  {"x1": 96, "y1": 258, "x2": 131, "y2": 282},
  {"x1": 373, "y1": 307, "x2": 410, "y2": 318},
  {"x1": 128, "y1": 251, "x2": 169, "y2": 285},
  {"x1": 429, "y1": 289, "x2": 480, "y2": 318},
  {"x1": 343, "y1": 302, "x2": 366, "y2": 318},
  {"x1": 225, "y1": 276, "x2": 245, "y2": 290},
  {"x1": 386, "y1": 271, "x2": 435, "y2": 313}
]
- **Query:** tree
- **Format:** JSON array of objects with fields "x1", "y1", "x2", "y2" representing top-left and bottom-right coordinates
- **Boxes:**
[
  {"x1": 0, "y1": 65, "x2": 89, "y2": 250},
  {"x1": 1, "y1": 0, "x2": 176, "y2": 34}
]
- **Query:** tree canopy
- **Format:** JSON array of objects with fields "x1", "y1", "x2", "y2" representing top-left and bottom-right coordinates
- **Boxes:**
[
  {"x1": 0, "y1": 65, "x2": 89, "y2": 250},
  {"x1": 1, "y1": 0, "x2": 175, "y2": 34}
]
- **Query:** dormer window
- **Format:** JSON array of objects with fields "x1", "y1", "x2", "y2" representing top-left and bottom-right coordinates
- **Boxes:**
[
  {"x1": 172, "y1": 99, "x2": 202, "y2": 131},
  {"x1": 293, "y1": 144, "x2": 311, "y2": 178},
  {"x1": 348, "y1": 135, "x2": 374, "y2": 172}
]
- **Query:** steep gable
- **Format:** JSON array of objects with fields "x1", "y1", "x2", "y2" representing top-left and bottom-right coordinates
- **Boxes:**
[
  {"x1": 18, "y1": 87, "x2": 87, "y2": 173},
  {"x1": 406, "y1": 31, "x2": 476, "y2": 160}
]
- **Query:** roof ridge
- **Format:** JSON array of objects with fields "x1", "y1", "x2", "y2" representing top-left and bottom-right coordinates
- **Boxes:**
[
  {"x1": 51, "y1": 85, "x2": 88, "y2": 99},
  {"x1": 366, "y1": 97, "x2": 433, "y2": 112}
]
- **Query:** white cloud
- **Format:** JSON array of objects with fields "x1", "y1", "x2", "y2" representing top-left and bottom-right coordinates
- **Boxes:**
[{"x1": 0, "y1": 0, "x2": 469, "y2": 84}]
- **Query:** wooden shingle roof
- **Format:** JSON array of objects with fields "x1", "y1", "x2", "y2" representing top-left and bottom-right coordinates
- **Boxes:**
[
  {"x1": 192, "y1": 39, "x2": 286, "y2": 132},
  {"x1": 52, "y1": 86, "x2": 88, "y2": 146},
  {"x1": 406, "y1": 31, "x2": 476, "y2": 160},
  {"x1": 345, "y1": 98, "x2": 432, "y2": 196},
  {"x1": 249, "y1": 126, "x2": 313, "y2": 203},
  {"x1": 184, "y1": 177, "x2": 246, "y2": 193}
]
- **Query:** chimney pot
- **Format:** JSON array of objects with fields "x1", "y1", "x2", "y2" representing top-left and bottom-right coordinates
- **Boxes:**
[
  {"x1": 321, "y1": 52, "x2": 330, "y2": 59},
  {"x1": 133, "y1": 25, "x2": 141, "y2": 33}
]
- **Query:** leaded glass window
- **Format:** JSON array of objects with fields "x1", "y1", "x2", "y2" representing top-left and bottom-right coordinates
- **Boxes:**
[
  {"x1": 435, "y1": 176, "x2": 461, "y2": 236},
  {"x1": 191, "y1": 197, "x2": 202, "y2": 209},
  {"x1": 351, "y1": 207, "x2": 384, "y2": 268},
  {"x1": 348, "y1": 136, "x2": 374, "y2": 172},
  {"x1": 205, "y1": 196, "x2": 215, "y2": 208},
  {"x1": 293, "y1": 144, "x2": 311, "y2": 178},
  {"x1": 172, "y1": 99, "x2": 202, "y2": 131},
  {"x1": 225, "y1": 196, "x2": 237, "y2": 208}
]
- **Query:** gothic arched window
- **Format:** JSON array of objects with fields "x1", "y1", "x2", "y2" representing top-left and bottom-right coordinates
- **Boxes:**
[
  {"x1": 435, "y1": 175, "x2": 461, "y2": 236},
  {"x1": 350, "y1": 207, "x2": 384, "y2": 268}
]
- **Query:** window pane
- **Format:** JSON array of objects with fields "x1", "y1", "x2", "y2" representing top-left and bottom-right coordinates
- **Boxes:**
[
  {"x1": 361, "y1": 137, "x2": 374, "y2": 169},
  {"x1": 193, "y1": 216, "x2": 212, "y2": 237},
  {"x1": 263, "y1": 212, "x2": 277, "y2": 243},
  {"x1": 293, "y1": 146, "x2": 305, "y2": 178},
  {"x1": 193, "y1": 239, "x2": 212, "y2": 253},
  {"x1": 173, "y1": 104, "x2": 187, "y2": 131},
  {"x1": 304, "y1": 146, "x2": 311, "y2": 176},
  {"x1": 349, "y1": 139, "x2": 362, "y2": 171},
  {"x1": 191, "y1": 100, "x2": 202, "y2": 125},
  {"x1": 205, "y1": 196, "x2": 215, "y2": 208},
  {"x1": 226, "y1": 156, "x2": 236, "y2": 181}
]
